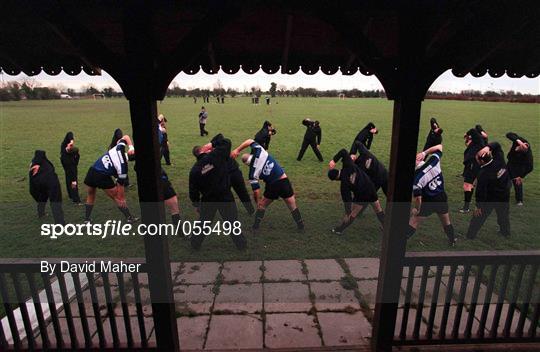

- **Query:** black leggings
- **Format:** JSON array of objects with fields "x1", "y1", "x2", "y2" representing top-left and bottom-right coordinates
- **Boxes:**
[
  {"x1": 230, "y1": 168, "x2": 255, "y2": 214},
  {"x1": 63, "y1": 166, "x2": 81, "y2": 203},
  {"x1": 466, "y1": 202, "x2": 510, "y2": 239}
]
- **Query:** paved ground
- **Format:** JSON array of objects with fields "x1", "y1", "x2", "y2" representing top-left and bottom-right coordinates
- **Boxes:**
[{"x1": 13, "y1": 258, "x2": 534, "y2": 350}]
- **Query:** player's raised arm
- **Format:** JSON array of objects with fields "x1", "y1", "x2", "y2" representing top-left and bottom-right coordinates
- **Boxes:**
[{"x1": 232, "y1": 138, "x2": 255, "y2": 158}]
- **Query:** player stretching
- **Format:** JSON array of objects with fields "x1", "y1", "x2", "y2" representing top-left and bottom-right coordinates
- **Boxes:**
[
  {"x1": 83, "y1": 135, "x2": 138, "y2": 223},
  {"x1": 406, "y1": 144, "x2": 456, "y2": 246},
  {"x1": 328, "y1": 149, "x2": 385, "y2": 235},
  {"x1": 232, "y1": 139, "x2": 304, "y2": 232}
]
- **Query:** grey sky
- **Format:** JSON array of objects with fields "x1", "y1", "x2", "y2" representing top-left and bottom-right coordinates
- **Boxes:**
[{"x1": 2, "y1": 69, "x2": 539, "y2": 94}]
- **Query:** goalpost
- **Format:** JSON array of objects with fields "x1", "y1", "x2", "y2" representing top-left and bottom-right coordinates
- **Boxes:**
[{"x1": 338, "y1": 93, "x2": 345, "y2": 100}]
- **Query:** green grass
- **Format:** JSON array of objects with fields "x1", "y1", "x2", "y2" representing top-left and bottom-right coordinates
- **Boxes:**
[{"x1": 0, "y1": 97, "x2": 538, "y2": 262}]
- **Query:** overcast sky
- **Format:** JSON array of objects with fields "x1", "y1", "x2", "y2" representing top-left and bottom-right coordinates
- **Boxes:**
[{"x1": 2, "y1": 69, "x2": 539, "y2": 94}]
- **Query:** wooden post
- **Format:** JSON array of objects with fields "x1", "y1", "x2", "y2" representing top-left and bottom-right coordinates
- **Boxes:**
[{"x1": 128, "y1": 97, "x2": 179, "y2": 351}]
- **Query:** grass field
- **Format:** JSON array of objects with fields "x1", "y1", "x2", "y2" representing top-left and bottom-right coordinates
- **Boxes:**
[{"x1": 0, "y1": 97, "x2": 538, "y2": 262}]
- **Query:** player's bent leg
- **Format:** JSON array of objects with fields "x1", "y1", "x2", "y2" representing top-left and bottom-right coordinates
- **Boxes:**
[
  {"x1": 284, "y1": 196, "x2": 304, "y2": 231},
  {"x1": 165, "y1": 196, "x2": 181, "y2": 228},
  {"x1": 437, "y1": 213, "x2": 456, "y2": 245},
  {"x1": 253, "y1": 197, "x2": 272, "y2": 230},
  {"x1": 461, "y1": 182, "x2": 474, "y2": 213},
  {"x1": 370, "y1": 200, "x2": 385, "y2": 225},
  {"x1": 84, "y1": 186, "x2": 97, "y2": 222},
  {"x1": 333, "y1": 204, "x2": 363, "y2": 235},
  {"x1": 406, "y1": 216, "x2": 424, "y2": 239}
]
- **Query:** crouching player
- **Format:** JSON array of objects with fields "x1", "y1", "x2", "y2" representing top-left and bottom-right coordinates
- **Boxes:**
[
  {"x1": 232, "y1": 139, "x2": 304, "y2": 232},
  {"x1": 406, "y1": 144, "x2": 456, "y2": 246},
  {"x1": 83, "y1": 135, "x2": 138, "y2": 223},
  {"x1": 328, "y1": 149, "x2": 385, "y2": 235}
]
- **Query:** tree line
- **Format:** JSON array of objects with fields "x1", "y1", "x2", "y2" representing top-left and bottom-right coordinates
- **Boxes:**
[{"x1": 1, "y1": 79, "x2": 538, "y2": 103}]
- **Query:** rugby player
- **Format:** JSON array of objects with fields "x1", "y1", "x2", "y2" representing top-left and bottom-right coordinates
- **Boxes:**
[
  {"x1": 422, "y1": 117, "x2": 443, "y2": 151},
  {"x1": 506, "y1": 132, "x2": 533, "y2": 205},
  {"x1": 198, "y1": 106, "x2": 209, "y2": 137},
  {"x1": 297, "y1": 118, "x2": 323, "y2": 162},
  {"x1": 466, "y1": 142, "x2": 511, "y2": 238},
  {"x1": 83, "y1": 135, "x2": 138, "y2": 223},
  {"x1": 254, "y1": 121, "x2": 277, "y2": 150},
  {"x1": 460, "y1": 128, "x2": 486, "y2": 213},
  {"x1": 406, "y1": 144, "x2": 456, "y2": 246},
  {"x1": 192, "y1": 134, "x2": 255, "y2": 215},
  {"x1": 60, "y1": 132, "x2": 82, "y2": 204},
  {"x1": 350, "y1": 141, "x2": 388, "y2": 197},
  {"x1": 189, "y1": 135, "x2": 247, "y2": 250},
  {"x1": 29, "y1": 150, "x2": 65, "y2": 224},
  {"x1": 232, "y1": 139, "x2": 304, "y2": 232},
  {"x1": 158, "y1": 114, "x2": 171, "y2": 165},
  {"x1": 328, "y1": 149, "x2": 385, "y2": 235},
  {"x1": 350, "y1": 122, "x2": 377, "y2": 155}
]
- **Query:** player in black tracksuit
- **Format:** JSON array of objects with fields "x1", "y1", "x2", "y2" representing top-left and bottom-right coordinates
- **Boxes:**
[
  {"x1": 423, "y1": 117, "x2": 443, "y2": 151},
  {"x1": 189, "y1": 136, "x2": 247, "y2": 250},
  {"x1": 466, "y1": 142, "x2": 511, "y2": 239},
  {"x1": 460, "y1": 128, "x2": 486, "y2": 213},
  {"x1": 350, "y1": 122, "x2": 377, "y2": 155},
  {"x1": 193, "y1": 135, "x2": 255, "y2": 215},
  {"x1": 297, "y1": 119, "x2": 323, "y2": 161},
  {"x1": 506, "y1": 132, "x2": 533, "y2": 205},
  {"x1": 352, "y1": 141, "x2": 388, "y2": 197},
  {"x1": 327, "y1": 149, "x2": 385, "y2": 235},
  {"x1": 254, "y1": 120, "x2": 276, "y2": 150},
  {"x1": 29, "y1": 150, "x2": 65, "y2": 224},
  {"x1": 60, "y1": 132, "x2": 82, "y2": 204}
]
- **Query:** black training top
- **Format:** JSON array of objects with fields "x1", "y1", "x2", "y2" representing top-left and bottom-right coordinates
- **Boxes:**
[
  {"x1": 353, "y1": 142, "x2": 388, "y2": 186},
  {"x1": 506, "y1": 132, "x2": 533, "y2": 178},
  {"x1": 302, "y1": 119, "x2": 322, "y2": 144},
  {"x1": 423, "y1": 118, "x2": 443, "y2": 151},
  {"x1": 475, "y1": 142, "x2": 511, "y2": 205},
  {"x1": 350, "y1": 122, "x2": 375, "y2": 154},
  {"x1": 333, "y1": 149, "x2": 378, "y2": 214}
]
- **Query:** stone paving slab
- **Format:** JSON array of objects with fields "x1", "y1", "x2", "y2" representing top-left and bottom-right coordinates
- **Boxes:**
[
  {"x1": 345, "y1": 258, "x2": 380, "y2": 280},
  {"x1": 222, "y1": 261, "x2": 262, "y2": 283},
  {"x1": 400, "y1": 277, "x2": 456, "y2": 306},
  {"x1": 59, "y1": 286, "x2": 112, "y2": 318},
  {"x1": 310, "y1": 281, "x2": 361, "y2": 311},
  {"x1": 263, "y1": 260, "x2": 305, "y2": 282},
  {"x1": 101, "y1": 316, "x2": 155, "y2": 345},
  {"x1": 45, "y1": 316, "x2": 92, "y2": 347},
  {"x1": 356, "y1": 279, "x2": 379, "y2": 309},
  {"x1": 205, "y1": 314, "x2": 263, "y2": 350},
  {"x1": 175, "y1": 262, "x2": 220, "y2": 285},
  {"x1": 304, "y1": 259, "x2": 345, "y2": 281},
  {"x1": 264, "y1": 282, "x2": 312, "y2": 313},
  {"x1": 177, "y1": 316, "x2": 209, "y2": 350},
  {"x1": 174, "y1": 284, "x2": 214, "y2": 315},
  {"x1": 447, "y1": 276, "x2": 499, "y2": 305},
  {"x1": 265, "y1": 313, "x2": 322, "y2": 349},
  {"x1": 318, "y1": 311, "x2": 371, "y2": 346},
  {"x1": 213, "y1": 284, "x2": 262, "y2": 314}
]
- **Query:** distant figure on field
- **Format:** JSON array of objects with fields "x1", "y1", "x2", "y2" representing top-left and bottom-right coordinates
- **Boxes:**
[
  {"x1": 198, "y1": 106, "x2": 209, "y2": 136},
  {"x1": 158, "y1": 114, "x2": 171, "y2": 165},
  {"x1": 297, "y1": 118, "x2": 323, "y2": 162}
]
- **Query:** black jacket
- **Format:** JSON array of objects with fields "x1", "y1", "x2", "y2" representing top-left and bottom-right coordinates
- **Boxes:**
[
  {"x1": 506, "y1": 132, "x2": 533, "y2": 178},
  {"x1": 60, "y1": 132, "x2": 80, "y2": 180},
  {"x1": 254, "y1": 121, "x2": 275, "y2": 150},
  {"x1": 423, "y1": 118, "x2": 443, "y2": 151},
  {"x1": 463, "y1": 128, "x2": 485, "y2": 175},
  {"x1": 333, "y1": 149, "x2": 378, "y2": 214},
  {"x1": 353, "y1": 142, "x2": 388, "y2": 187},
  {"x1": 189, "y1": 136, "x2": 232, "y2": 205},
  {"x1": 350, "y1": 122, "x2": 375, "y2": 154},
  {"x1": 302, "y1": 119, "x2": 322, "y2": 144},
  {"x1": 475, "y1": 142, "x2": 511, "y2": 205}
]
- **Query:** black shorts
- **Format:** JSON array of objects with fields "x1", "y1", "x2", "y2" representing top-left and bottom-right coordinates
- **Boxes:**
[
  {"x1": 162, "y1": 179, "x2": 176, "y2": 200},
  {"x1": 418, "y1": 192, "x2": 449, "y2": 217},
  {"x1": 264, "y1": 178, "x2": 294, "y2": 200},
  {"x1": 84, "y1": 167, "x2": 116, "y2": 189}
]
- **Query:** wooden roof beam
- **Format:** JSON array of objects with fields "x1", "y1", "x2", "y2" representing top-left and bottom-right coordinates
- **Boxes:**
[{"x1": 280, "y1": 15, "x2": 293, "y2": 74}]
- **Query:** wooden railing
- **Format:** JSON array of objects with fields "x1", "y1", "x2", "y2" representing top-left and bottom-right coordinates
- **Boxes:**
[
  {"x1": 395, "y1": 251, "x2": 540, "y2": 347},
  {"x1": 0, "y1": 259, "x2": 158, "y2": 351}
]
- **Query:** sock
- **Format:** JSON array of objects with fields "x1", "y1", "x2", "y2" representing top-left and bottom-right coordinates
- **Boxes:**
[
  {"x1": 118, "y1": 206, "x2": 132, "y2": 219},
  {"x1": 291, "y1": 208, "x2": 304, "y2": 229},
  {"x1": 376, "y1": 211, "x2": 385, "y2": 225},
  {"x1": 514, "y1": 182, "x2": 523, "y2": 202},
  {"x1": 253, "y1": 209, "x2": 265, "y2": 229},
  {"x1": 444, "y1": 224, "x2": 455, "y2": 242},
  {"x1": 85, "y1": 204, "x2": 94, "y2": 221},
  {"x1": 172, "y1": 213, "x2": 181, "y2": 226},
  {"x1": 335, "y1": 215, "x2": 356, "y2": 232},
  {"x1": 463, "y1": 190, "x2": 472, "y2": 209},
  {"x1": 244, "y1": 202, "x2": 255, "y2": 215},
  {"x1": 405, "y1": 225, "x2": 416, "y2": 239}
]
